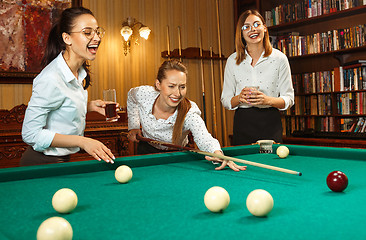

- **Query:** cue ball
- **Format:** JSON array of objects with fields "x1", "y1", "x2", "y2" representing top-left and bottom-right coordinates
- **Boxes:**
[
  {"x1": 326, "y1": 170, "x2": 348, "y2": 192},
  {"x1": 246, "y1": 189, "x2": 274, "y2": 217},
  {"x1": 115, "y1": 165, "x2": 133, "y2": 183},
  {"x1": 52, "y1": 188, "x2": 78, "y2": 214},
  {"x1": 204, "y1": 186, "x2": 230, "y2": 213},
  {"x1": 37, "y1": 216, "x2": 73, "y2": 240},
  {"x1": 276, "y1": 146, "x2": 289, "y2": 158}
]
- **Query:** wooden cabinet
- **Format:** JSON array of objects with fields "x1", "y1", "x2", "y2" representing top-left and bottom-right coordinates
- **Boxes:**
[
  {"x1": 0, "y1": 105, "x2": 134, "y2": 168},
  {"x1": 234, "y1": 0, "x2": 366, "y2": 147}
]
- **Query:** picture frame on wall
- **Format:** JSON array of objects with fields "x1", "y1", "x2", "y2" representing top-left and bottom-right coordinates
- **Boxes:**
[{"x1": 0, "y1": 0, "x2": 82, "y2": 84}]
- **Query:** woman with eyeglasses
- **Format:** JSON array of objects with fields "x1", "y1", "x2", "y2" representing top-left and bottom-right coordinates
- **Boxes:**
[
  {"x1": 221, "y1": 9, "x2": 294, "y2": 145},
  {"x1": 21, "y1": 7, "x2": 116, "y2": 166}
]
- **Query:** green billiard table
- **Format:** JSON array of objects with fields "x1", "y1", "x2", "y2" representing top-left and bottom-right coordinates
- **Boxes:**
[{"x1": 0, "y1": 144, "x2": 365, "y2": 239}]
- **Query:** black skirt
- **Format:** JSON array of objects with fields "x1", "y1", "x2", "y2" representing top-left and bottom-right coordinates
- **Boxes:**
[
  {"x1": 137, "y1": 141, "x2": 177, "y2": 155},
  {"x1": 20, "y1": 146, "x2": 70, "y2": 166},
  {"x1": 232, "y1": 107, "x2": 283, "y2": 146}
]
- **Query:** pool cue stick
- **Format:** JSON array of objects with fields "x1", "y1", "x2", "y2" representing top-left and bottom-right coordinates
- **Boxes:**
[
  {"x1": 136, "y1": 135, "x2": 302, "y2": 176},
  {"x1": 210, "y1": 47, "x2": 218, "y2": 138},
  {"x1": 215, "y1": 0, "x2": 228, "y2": 146},
  {"x1": 198, "y1": 27, "x2": 207, "y2": 124},
  {"x1": 178, "y1": 26, "x2": 182, "y2": 62},
  {"x1": 166, "y1": 25, "x2": 171, "y2": 60}
]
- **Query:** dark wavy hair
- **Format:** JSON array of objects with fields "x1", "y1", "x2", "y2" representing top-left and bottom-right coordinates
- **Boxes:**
[
  {"x1": 42, "y1": 7, "x2": 94, "y2": 89},
  {"x1": 156, "y1": 60, "x2": 191, "y2": 146}
]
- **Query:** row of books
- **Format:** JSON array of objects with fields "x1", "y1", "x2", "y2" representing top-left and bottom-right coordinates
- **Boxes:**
[
  {"x1": 292, "y1": 63, "x2": 366, "y2": 94},
  {"x1": 292, "y1": 94, "x2": 333, "y2": 115},
  {"x1": 282, "y1": 116, "x2": 336, "y2": 135},
  {"x1": 265, "y1": 0, "x2": 366, "y2": 27},
  {"x1": 282, "y1": 115, "x2": 366, "y2": 134},
  {"x1": 346, "y1": 117, "x2": 366, "y2": 132},
  {"x1": 292, "y1": 71, "x2": 333, "y2": 94},
  {"x1": 337, "y1": 92, "x2": 366, "y2": 115},
  {"x1": 272, "y1": 24, "x2": 366, "y2": 57},
  {"x1": 288, "y1": 91, "x2": 366, "y2": 116}
]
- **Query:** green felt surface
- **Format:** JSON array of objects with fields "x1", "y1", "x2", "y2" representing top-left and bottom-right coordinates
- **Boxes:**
[{"x1": 0, "y1": 145, "x2": 365, "y2": 239}]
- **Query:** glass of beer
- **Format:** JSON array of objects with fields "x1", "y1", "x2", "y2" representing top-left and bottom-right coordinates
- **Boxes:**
[{"x1": 103, "y1": 89, "x2": 118, "y2": 122}]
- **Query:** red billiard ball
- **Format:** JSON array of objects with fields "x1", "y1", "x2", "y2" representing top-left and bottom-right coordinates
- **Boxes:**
[{"x1": 326, "y1": 171, "x2": 348, "y2": 192}]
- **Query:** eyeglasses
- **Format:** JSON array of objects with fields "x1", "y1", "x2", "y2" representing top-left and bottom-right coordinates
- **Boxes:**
[
  {"x1": 241, "y1": 22, "x2": 262, "y2": 32},
  {"x1": 69, "y1": 27, "x2": 105, "y2": 39}
]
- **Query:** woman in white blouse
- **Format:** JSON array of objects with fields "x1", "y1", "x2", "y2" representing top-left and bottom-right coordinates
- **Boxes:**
[
  {"x1": 21, "y1": 7, "x2": 116, "y2": 166},
  {"x1": 127, "y1": 60, "x2": 246, "y2": 172},
  {"x1": 221, "y1": 9, "x2": 294, "y2": 145}
]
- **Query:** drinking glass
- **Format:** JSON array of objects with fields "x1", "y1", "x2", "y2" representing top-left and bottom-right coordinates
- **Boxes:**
[{"x1": 103, "y1": 89, "x2": 118, "y2": 122}]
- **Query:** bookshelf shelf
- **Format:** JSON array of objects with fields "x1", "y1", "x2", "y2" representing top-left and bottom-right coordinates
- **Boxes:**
[
  {"x1": 288, "y1": 46, "x2": 366, "y2": 61},
  {"x1": 285, "y1": 114, "x2": 366, "y2": 117},
  {"x1": 268, "y1": 5, "x2": 366, "y2": 32},
  {"x1": 234, "y1": 0, "x2": 366, "y2": 146}
]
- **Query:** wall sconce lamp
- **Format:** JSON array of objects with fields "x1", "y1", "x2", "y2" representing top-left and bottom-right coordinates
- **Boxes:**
[{"x1": 120, "y1": 17, "x2": 151, "y2": 56}]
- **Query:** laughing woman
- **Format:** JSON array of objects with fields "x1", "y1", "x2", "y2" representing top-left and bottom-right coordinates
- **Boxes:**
[
  {"x1": 127, "y1": 60, "x2": 246, "y2": 172},
  {"x1": 21, "y1": 7, "x2": 116, "y2": 166},
  {"x1": 221, "y1": 9, "x2": 294, "y2": 145}
]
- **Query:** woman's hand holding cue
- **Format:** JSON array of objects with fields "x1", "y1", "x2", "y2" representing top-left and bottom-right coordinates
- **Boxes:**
[
  {"x1": 127, "y1": 129, "x2": 143, "y2": 142},
  {"x1": 205, "y1": 150, "x2": 247, "y2": 172}
]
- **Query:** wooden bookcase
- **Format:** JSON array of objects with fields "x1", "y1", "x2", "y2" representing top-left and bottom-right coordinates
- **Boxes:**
[{"x1": 234, "y1": 0, "x2": 366, "y2": 148}]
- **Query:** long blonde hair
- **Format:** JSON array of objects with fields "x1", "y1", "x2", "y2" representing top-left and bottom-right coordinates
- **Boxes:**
[
  {"x1": 155, "y1": 60, "x2": 191, "y2": 146},
  {"x1": 235, "y1": 9, "x2": 272, "y2": 65}
]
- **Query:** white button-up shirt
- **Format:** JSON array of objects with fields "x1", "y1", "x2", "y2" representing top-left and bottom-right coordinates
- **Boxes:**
[
  {"x1": 221, "y1": 48, "x2": 294, "y2": 110},
  {"x1": 22, "y1": 52, "x2": 88, "y2": 156},
  {"x1": 127, "y1": 85, "x2": 221, "y2": 153}
]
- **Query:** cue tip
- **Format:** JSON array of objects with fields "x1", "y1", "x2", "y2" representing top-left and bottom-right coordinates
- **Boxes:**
[{"x1": 298, "y1": 172, "x2": 302, "y2": 176}]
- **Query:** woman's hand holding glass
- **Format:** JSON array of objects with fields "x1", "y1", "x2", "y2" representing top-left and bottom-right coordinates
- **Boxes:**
[{"x1": 239, "y1": 86, "x2": 267, "y2": 106}]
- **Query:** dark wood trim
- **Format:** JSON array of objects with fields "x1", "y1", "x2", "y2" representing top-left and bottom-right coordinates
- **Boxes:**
[
  {"x1": 283, "y1": 137, "x2": 366, "y2": 149},
  {"x1": 0, "y1": 105, "x2": 133, "y2": 168}
]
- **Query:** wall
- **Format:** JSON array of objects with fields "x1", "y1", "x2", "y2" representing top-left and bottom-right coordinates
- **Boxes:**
[{"x1": 0, "y1": 0, "x2": 236, "y2": 146}]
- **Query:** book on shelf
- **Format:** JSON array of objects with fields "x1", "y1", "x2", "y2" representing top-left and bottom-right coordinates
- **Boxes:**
[
  {"x1": 272, "y1": 24, "x2": 366, "y2": 57},
  {"x1": 361, "y1": 119, "x2": 366, "y2": 132},
  {"x1": 336, "y1": 92, "x2": 365, "y2": 115},
  {"x1": 353, "y1": 117, "x2": 365, "y2": 132},
  {"x1": 267, "y1": 0, "x2": 366, "y2": 26}
]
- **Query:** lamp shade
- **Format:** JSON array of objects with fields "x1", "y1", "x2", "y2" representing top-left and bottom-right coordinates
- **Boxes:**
[
  {"x1": 139, "y1": 26, "x2": 151, "y2": 40},
  {"x1": 121, "y1": 26, "x2": 133, "y2": 41}
]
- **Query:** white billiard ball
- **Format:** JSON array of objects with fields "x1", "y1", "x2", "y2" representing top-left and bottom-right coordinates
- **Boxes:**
[
  {"x1": 276, "y1": 145, "x2": 289, "y2": 158},
  {"x1": 52, "y1": 188, "x2": 78, "y2": 214},
  {"x1": 37, "y1": 216, "x2": 73, "y2": 240},
  {"x1": 246, "y1": 189, "x2": 274, "y2": 217},
  {"x1": 204, "y1": 186, "x2": 230, "y2": 213},
  {"x1": 115, "y1": 165, "x2": 133, "y2": 183}
]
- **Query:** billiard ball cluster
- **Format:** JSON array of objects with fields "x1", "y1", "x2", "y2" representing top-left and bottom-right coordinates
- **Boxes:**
[
  {"x1": 204, "y1": 187, "x2": 274, "y2": 217},
  {"x1": 37, "y1": 165, "x2": 133, "y2": 239},
  {"x1": 37, "y1": 189, "x2": 77, "y2": 240},
  {"x1": 36, "y1": 152, "x2": 350, "y2": 238}
]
